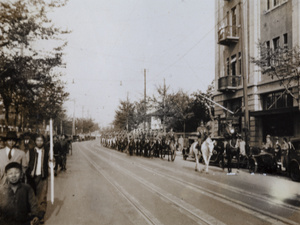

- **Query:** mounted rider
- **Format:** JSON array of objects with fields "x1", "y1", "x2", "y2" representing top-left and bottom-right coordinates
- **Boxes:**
[{"x1": 196, "y1": 121, "x2": 209, "y2": 151}]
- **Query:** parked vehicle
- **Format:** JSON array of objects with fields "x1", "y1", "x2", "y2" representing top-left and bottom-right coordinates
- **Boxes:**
[
  {"x1": 248, "y1": 147, "x2": 277, "y2": 173},
  {"x1": 182, "y1": 134, "x2": 200, "y2": 162},
  {"x1": 73, "y1": 135, "x2": 80, "y2": 142}
]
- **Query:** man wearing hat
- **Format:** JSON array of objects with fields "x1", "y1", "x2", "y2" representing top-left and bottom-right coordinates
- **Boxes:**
[
  {"x1": 0, "y1": 131, "x2": 27, "y2": 185},
  {"x1": 0, "y1": 162, "x2": 40, "y2": 225},
  {"x1": 19, "y1": 132, "x2": 35, "y2": 167}
]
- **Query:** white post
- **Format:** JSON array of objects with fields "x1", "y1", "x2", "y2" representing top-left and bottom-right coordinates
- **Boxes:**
[{"x1": 49, "y1": 119, "x2": 54, "y2": 204}]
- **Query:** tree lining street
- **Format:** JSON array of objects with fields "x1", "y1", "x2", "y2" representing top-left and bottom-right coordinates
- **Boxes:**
[{"x1": 45, "y1": 140, "x2": 300, "y2": 225}]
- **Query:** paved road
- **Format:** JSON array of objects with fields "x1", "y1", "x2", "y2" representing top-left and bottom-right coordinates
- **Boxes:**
[{"x1": 45, "y1": 140, "x2": 300, "y2": 225}]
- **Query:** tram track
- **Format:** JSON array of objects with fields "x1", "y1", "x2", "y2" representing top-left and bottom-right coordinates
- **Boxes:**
[
  {"x1": 79, "y1": 145, "x2": 164, "y2": 225},
  {"x1": 80, "y1": 143, "x2": 221, "y2": 225},
  {"x1": 88, "y1": 142, "x2": 299, "y2": 225},
  {"x1": 93, "y1": 142, "x2": 300, "y2": 212}
]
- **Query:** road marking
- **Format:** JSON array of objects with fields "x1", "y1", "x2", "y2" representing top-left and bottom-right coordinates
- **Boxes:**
[{"x1": 91, "y1": 143, "x2": 299, "y2": 225}]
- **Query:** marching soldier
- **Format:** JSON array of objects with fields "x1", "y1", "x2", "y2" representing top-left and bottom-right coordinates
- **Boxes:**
[
  {"x1": 128, "y1": 136, "x2": 135, "y2": 156},
  {"x1": 144, "y1": 138, "x2": 151, "y2": 157}
]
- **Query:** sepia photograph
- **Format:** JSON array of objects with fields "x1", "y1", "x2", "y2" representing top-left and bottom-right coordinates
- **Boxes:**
[{"x1": 0, "y1": 0, "x2": 299, "y2": 224}]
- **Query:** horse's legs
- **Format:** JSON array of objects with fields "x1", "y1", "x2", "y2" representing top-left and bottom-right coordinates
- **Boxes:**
[
  {"x1": 206, "y1": 153, "x2": 212, "y2": 173},
  {"x1": 194, "y1": 149, "x2": 199, "y2": 171},
  {"x1": 202, "y1": 150, "x2": 209, "y2": 172}
]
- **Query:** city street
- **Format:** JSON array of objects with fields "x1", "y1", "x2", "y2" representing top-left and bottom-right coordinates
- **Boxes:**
[{"x1": 45, "y1": 140, "x2": 300, "y2": 225}]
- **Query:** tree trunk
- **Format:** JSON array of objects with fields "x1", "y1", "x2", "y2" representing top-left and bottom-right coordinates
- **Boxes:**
[
  {"x1": 183, "y1": 121, "x2": 186, "y2": 138},
  {"x1": 3, "y1": 101, "x2": 10, "y2": 127}
]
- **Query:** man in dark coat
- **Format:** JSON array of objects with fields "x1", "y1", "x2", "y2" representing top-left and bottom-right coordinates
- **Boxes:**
[
  {"x1": 27, "y1": 134, "x2": 49, "y2": 224},
  {"x1": 53, "y1": 135, "x2": 62, "y2": 176},
  {"x1": 60, "y1": 135, "x2": 68, "y2": 171},
  {"x1": 128, "y1": 137, "x2": 135, "y2": 156}
]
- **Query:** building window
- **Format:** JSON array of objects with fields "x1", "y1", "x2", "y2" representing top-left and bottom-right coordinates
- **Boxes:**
[
  {"x1": 266, "y1": 41, "x2": 271, "y2": 66},
  {"x1": 283, "y1": 33, "x2": 288, "y2": 48},
  {"x1": 226, "y1": 58, "x2": 230, "y2": 76},
  {"x1": 266, "y1": 0, "x2": 288, "y2": 12},
  {"x1": 231, "y1": 7, "x2": 237, "y2": 36},
  {"x1": 238, "y1": 52, "x2": 242, "y2": 75},
  {"x1": 273, "y1": 37, "x2": 280, "y2": 50},
  {"x1": 231, "y1": 55, "x2": 236, "y2": 76},
  {"x1": 263, "y1": 91, "x2": 293, "y2": 110}
]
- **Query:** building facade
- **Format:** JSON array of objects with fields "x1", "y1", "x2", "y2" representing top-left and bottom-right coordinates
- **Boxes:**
[{"x1": 214, "y1": 0, "x2": 300, "y2": 146}]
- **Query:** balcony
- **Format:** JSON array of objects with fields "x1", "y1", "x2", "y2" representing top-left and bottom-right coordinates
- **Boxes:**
[
  {"x1": 218, "y1": 25, "x2": 239, "y2": 46},
  {"x1": 218, "y1": 75, "x2": 241, "y2": 92}
]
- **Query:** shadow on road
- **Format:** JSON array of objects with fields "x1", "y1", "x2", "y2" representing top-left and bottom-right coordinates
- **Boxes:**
[
  {"x1": 45, "y1": 197, "x2": 66, "y2": 221},
  {"x1": 284, "y1": 194, "x2": 300, "y2": 207}
]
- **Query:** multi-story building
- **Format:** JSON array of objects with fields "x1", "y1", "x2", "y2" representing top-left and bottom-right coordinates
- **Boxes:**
[{"x1": 214, "y1": 0, "x2": 300, "y2": 146}]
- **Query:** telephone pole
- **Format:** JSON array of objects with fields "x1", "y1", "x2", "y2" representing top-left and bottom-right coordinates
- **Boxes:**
[
  {"x1": 163, "y1": 78, "x2": 166, "y2": 135},
  {"x1": 144, "y1": 69, "x2": 146, "y2": 132},
  {"x1": 240, "y1": 0, "x2": 250, "y2": 142},
  {"x1": 126, "y1": 92, "x2": 129, "y2": 131},
  {"x1": 72, "y1": 99, "x2": 76, "y2": 136}
]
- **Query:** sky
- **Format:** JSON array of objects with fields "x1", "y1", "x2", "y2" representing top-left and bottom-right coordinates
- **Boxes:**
[{"x1": 48, "y1": 0, "x2": 215, "y2": 128}]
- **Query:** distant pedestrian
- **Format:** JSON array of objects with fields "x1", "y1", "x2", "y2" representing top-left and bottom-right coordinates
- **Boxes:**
[
  {"x1": 281, "y1": 138, "x2": 289, "y2": 172},
  {"x1": 53, "y1": 135, "x2": 62, "y2": 176},
  {"x1": 236, "y1": 135, "x2": 246, "y2": 156},
  {"x1": 178, "y1": 135, "x2": 184, "y2": 152},
  {"x1": 224, "y1": 135, "x2": 233, "y2": 174},
  {"x1": 274, "y1": 136, "x2": 281, "y2": 161},
  {"x1": 264, "y1": 134, "x2": 273, "y2": 152},
  {"x1": 60, "y1": 134, "x2": 68, "y2": 171},
  {"x1": 0, "y1": 162, "x2": 40, "y2": 225},
  {"x1": 0, "y1": 131, "x2": 27, "y2": 185}
]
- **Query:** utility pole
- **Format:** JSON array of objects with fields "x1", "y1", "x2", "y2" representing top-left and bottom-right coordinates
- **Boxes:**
[
  {"x1": 126, "y1": 92, "x2": 129, "y2": 131},
  {"x1": 144, "y1": 69, "x2": 146, "y2": 132},
  {"x1": 240, "y1": 0, "x2": 250, "y2": 143},
  {"x1": 163, "y1": 78, "x2": 166, "y2": 135},
  {"x1": 82, "y1": 106, "x2": 85, "y2": 134},
  {"x1": 72, "y1": 99, "x2": 76, "y2": 136}
]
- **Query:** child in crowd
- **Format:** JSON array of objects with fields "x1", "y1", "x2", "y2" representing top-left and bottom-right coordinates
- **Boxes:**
[{"x1": 0, "y1": 162, "x2": 40, "y2": 225}]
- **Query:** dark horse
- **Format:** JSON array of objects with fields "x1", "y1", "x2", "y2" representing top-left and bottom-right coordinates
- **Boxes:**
[{"x1": 160, "y1": 137, "x2": 176, "y2": 162}]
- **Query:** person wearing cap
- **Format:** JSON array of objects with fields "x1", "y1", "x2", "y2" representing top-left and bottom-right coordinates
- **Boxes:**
[
  {"x1": 0, "y1": 131, "x2": 28, "y2": 186},
  {"x1": 274, "y1": 136, "x2": 281, "y2": 161},
  {"x1": 0, "y1": 162, "x2": 39, "y2": 225}
]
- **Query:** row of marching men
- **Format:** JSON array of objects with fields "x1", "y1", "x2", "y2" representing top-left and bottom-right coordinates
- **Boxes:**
[
  {"x1": 0, "y1": 131, "x2": 70, "y2": 225},
  {"x1": 101, "y1": 133, "x2": 180, "y2": 158}
]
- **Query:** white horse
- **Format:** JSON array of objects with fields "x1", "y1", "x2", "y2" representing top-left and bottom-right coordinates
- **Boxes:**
[
  {"x1": 192, "y1": 137, "x2": 215, "y2": 173},
  {"x1": 190, "y1": 141, "x2": 200, "y2": 170}
]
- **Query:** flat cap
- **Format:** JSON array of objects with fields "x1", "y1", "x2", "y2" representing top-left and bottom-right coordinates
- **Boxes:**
[{"x1": 5, "y1": 162, "x2": 22, "y2": 172}]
